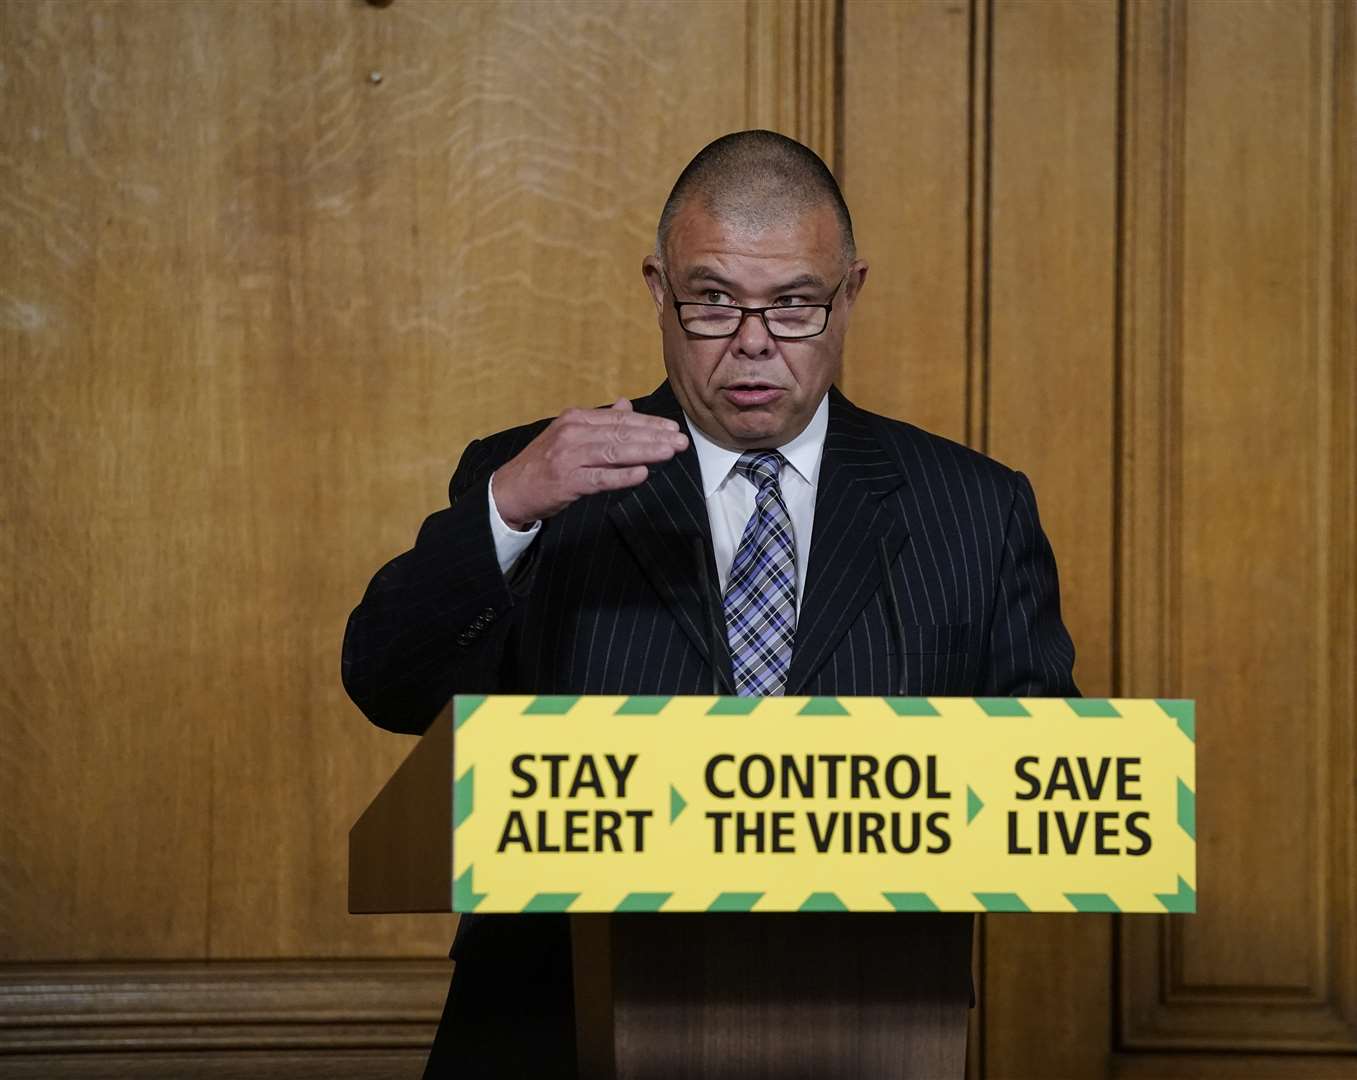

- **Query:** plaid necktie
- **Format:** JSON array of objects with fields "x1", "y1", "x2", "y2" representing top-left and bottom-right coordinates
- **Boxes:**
[{"x1": 724, "y1": 450, "x2": 797, "y2": 696}]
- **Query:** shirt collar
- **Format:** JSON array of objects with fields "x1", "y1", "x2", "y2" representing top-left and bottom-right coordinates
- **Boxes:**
[{"x1": 684, "y1": 392, "x2": 830, "y2": 498}]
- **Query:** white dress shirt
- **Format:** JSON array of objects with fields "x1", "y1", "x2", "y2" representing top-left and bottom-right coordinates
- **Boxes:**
[
  {"x1": 487, "y1": 394, "x2": 829, "y2": 614},
  {"x1": 682, "y1": 394, "x2": 826, "y2": 613}
]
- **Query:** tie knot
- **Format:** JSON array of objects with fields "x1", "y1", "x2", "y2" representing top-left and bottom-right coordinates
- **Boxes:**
[{"x1": 735, "y1": 450, "x2": 785, "y2": 490}]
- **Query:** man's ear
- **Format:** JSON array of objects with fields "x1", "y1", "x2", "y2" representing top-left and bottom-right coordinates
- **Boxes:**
[
  {"x1": 641, "y1": 255, "x2": 667, "y2": 320},
  {"x1": 843, "y1": 259, "x2": 869, "y2": 308}
]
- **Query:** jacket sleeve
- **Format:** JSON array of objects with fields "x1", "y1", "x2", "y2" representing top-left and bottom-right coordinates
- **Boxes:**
[
  {"x1": 979, "y1": 471, "x2": 1080, "y2": 697},
  {"x1": 341, "y1": 436, "x2": 528, "y2": 734}
]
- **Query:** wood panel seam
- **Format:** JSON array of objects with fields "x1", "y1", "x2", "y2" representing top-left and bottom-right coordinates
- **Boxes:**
[
  {"x1": 745, "y1": 0, "x2": 837, "y2": 166},
  {"x1": 965, "y1": 0, "x2": 994, "y2": 456}
]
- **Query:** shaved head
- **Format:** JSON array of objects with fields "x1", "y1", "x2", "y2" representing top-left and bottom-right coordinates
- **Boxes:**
[
  {"x1": 656, "y1": 130, "x2": 855, "y2": 264},
  {"x1": 642, "y1": 132, "x2": 869, "y2": 451}
]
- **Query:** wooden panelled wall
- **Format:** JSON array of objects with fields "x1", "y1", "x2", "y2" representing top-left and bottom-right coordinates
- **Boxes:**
[{"x1": 1, "y1": 1, "x2": 1352, "y2": 1077}]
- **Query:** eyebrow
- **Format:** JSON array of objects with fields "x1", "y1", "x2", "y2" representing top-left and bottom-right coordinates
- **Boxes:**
[{"x1": 682, "y1": 266, "x2": 829, "y2": 295}]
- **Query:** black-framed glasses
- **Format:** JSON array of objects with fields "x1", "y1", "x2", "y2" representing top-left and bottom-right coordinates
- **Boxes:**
[{"x1": 671, "y1": 275, "x2": 846, "y2": 340}]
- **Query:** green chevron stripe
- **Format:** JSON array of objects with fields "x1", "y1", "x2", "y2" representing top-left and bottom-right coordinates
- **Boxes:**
[
  {"x1": 453, "y1": 767, "x2": 474, "y2": 829},
  {"x1": 1155, "y1": 876, "x2": 1196, "y2": 913},
  {"x1": 1067, "y1": 698, "x2": 1121, "y2": 718},
  {"x1": 454, "y1": 694, "x2": 486, "y2": 729},
  {"x1": 615, "y1": 892, "x2": 672, "y2": 912},
  {"x1": 615, "y1": 695, "x2": 672, "y2": 715},
  {"x1": 670, "y1": 785, "x2": 687, "y2": 823},
  {"x1": 706, "y1": 697, "x2": 761, "y2": 715},
  {"x1": 886, "y1": 697, "x2": 940, "y2": 716},
  {"x1": 1177, "y1": 779, "x2": 1196, "y2": 840},
  {"x1": 799, "y1": 697, "x2": 849, "y2": 715},
  {"x1": 966, "y1": 786, "x2": 984, "y2": 824},
  {"x1": 522, "y1": 892, "x2": 580, "y2": 912},
  {"x1": 883, "y1": 892, "x2": 939, "y2": 912},
  {"x1": 523, "y1": 695, "x2": 580, "y2": 715},
  {"x1": 1065, "y1": 892, "x2": 1121, "y2": 913},
  {"x1": 453, "y1": 866, "x2": 485, "y2": 912},
  {"x1": 799, "y1": 892, "x2": 848, "y2": 911},
  {"x1": 708, "y1": 892, "x2": 763, "y2": 912},
  {"x1": 1158, "y1": 699, "x2": 1196, "y2": 741},
  {"x1": 976, "y1": 698, "x2": 1030, "y2": 717},
  {"x1": 975, "y1": 892, "x2": 1030, "y2": 912}
]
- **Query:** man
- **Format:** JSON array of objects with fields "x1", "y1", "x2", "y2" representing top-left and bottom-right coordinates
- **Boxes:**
[{"x1": 343, "y1": 130, "x2": 1077, "y2": 1077}]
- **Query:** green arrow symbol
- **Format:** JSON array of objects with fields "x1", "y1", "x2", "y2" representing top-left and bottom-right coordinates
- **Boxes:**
[
  {"x1": 966, "y1": 785, "x2": 984, "y2": 824},
  {"x1": 670, "y1": 784, "x2": 687, "y2": 823}
]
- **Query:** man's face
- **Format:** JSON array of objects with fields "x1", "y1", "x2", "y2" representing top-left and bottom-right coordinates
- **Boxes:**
[{"x1": 642, "y1": 202, "x2": 868, "y2": 451}]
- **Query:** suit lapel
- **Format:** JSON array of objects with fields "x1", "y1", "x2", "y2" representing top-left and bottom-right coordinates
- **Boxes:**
[
  {"x1": 785, "y1": 388, "x2": 910, "y2": 694},
  {"x1": 607, "y1": 384, "x2": 736, "y2": 693}
]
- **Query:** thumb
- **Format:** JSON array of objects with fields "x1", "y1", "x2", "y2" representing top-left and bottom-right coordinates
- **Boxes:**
[{"x1": 610, "y1": 397, "x2": 633, "y2": 412}]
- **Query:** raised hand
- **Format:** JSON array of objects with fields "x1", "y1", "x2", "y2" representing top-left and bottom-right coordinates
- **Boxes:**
[{"x1": 492, "y1": 398, "x2": 689, "y2": 530}]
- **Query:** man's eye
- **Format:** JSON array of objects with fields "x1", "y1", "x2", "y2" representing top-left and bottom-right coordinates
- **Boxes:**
[
  {"x1": 703, "y1": 290, "x2": 730, "y2": 304},
  {"x1": 774, "y1": 297, "x2": 808, "y2": 307}
]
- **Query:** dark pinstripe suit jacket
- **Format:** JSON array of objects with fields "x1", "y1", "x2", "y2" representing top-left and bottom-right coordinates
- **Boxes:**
[
  {"x1": 341, "y1": 381, "x2": 1078, "y2": 977},
  {"x1": 342, "y1": 380, "x2": 1077, "y2": 735}
]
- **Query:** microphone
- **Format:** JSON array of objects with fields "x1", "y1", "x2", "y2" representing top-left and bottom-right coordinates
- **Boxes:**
[
  {"x1": 878, "y1": 537, "x2": 908, "y2": 697},
  {"x1": 694, "y1": 537, "x2": 723, "y2": 696}
]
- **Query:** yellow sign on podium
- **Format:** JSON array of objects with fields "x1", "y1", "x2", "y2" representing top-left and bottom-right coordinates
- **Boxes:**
[{"x1": 450, "y1": 695, "x2": 1196, "y2": 915}]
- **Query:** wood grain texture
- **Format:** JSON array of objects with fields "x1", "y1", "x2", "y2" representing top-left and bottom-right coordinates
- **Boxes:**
[
  {"x1": 747, "y1": 0, "x2": 839, "y2": 167},
  {"x1": 840, "y1": 0, "x2": 972, "y2": 444},
  {"x1": 1, "y1": 0, "x2": 217, "y2": 964},
  {"x1": 1112, "y1": 1052, "x2": 1357, "y2": 1080},
  {"x1": 979, "y1": 2, "x2": 1120, "y2": 1076},
  {"x1": 0, "y1": 959, "x2": 444, "y2": 1054},
  {"x1": 986, "y1": 0, "x2": 1118, "y2": 698},
  {"x1": 197, "y1": 0, "x2": 749, "y2": 962},
  {"x1": 0, "y1": 1049, "x2": 426, "y2": 1080},
  {"x1": 0, "y1": 0, "x2": 748, "y2": 968},
  {"x1": 606, "y1": 913, "x2": 971, "y2": 1079},
  {"x1": 1118, "y1": 0, "x2": 1357, "y2": 1056},
  {"x1": 4, "y1": 0, "x2": 1355, "y2": 1074}
]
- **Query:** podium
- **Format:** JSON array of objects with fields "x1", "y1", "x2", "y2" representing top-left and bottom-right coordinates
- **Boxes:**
[
  {"x1": 567, "y1": 910, "x2": 971, "y2": 1078},
  {"x1": 350, "y1": 694, "x2": 1196, "y2": 1077}
]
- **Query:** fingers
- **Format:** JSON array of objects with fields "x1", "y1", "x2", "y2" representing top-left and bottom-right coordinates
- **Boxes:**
[
  {"x1": 557, "y1": 405, "x2": 687, "y2": 455},
  {"x1": 585, "y1": 464, "x2": 649, "y2": 493},
  {"x1": 495, "y1": 401, "x2": 687, "y2": 525},
  {"x1": 579, "y1": 434, "x2": 686, "y2": 468},
  {"x1": 570, "y1": 404, "x2": 681, "y2": 434}
]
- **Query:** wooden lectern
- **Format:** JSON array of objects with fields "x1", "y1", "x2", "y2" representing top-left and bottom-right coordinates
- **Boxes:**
[
  {"x1": 570, "y1": 912, "x2": 971, "y2": 1079},
  {"x1": 349, "y1": 704, "x2": 973, "y2": 1079},
  {"x1": 352, "y1": 693, "x2": 1195, "y2": 1074}
]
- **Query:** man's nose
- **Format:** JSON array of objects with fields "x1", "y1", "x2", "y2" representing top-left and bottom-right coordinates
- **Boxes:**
[{"x1": 732, "y1": 310, "x2": 775, "y2": 358}]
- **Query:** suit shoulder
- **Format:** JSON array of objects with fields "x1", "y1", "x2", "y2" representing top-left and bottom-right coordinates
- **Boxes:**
[
  {"x1": 860, "y1": 408, "x2": 1024, "y2": 490},
  {"x1": 471, "y1": 415, "x2": 553, "y2": 465},
  {"x1": 447, "y1": 415, "x2": 553, "y2": 501}
]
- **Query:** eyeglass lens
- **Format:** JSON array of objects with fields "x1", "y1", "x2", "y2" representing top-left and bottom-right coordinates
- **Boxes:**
[{"x1": 680, "y1": 305, "x2": 827, "y2": 338}]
